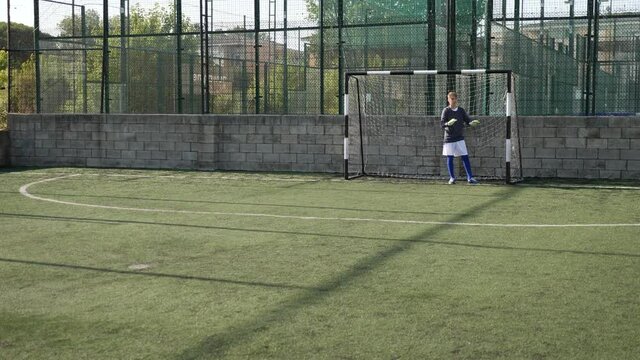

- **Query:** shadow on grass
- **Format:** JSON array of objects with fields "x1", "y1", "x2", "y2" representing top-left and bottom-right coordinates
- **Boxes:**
[
  {"x1": 1, "y1": 212, "x2": 637, "y2": 259},
  {"x1": 5, "y1": 183, "x2": 639, "y2": 357},
  {"x1": 4, "y1": 192, "x2": 457, "y2": 216},
  {"x1": 171, "y1": 185, "x2": 527, "y2": 358},
  {"x1": 0, "y1": 257, "x2": 321, "y2": 291}
]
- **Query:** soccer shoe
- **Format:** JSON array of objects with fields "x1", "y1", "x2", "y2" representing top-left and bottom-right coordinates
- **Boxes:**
[
  {"x1": 467, "y1": 178, "x2": 479, "y2": 185},
  {"x1": 448, "y1": 178, "x2": 456, "y2": 185},
  {"x1": 470, "y1": 120, "x2": 480, "y2": 127},
  {"x1": 446, "y1": 119, "x2": 457, "y2": 126}
]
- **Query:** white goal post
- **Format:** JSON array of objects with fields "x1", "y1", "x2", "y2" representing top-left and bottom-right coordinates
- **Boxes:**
[{"x1": 343, "y1": 69, "x2": 520, "y2": 184}]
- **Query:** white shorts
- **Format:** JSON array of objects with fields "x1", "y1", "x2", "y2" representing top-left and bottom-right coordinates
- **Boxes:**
[{"x1": 442, "y1": 140, "x2": 468, "y2": 157}]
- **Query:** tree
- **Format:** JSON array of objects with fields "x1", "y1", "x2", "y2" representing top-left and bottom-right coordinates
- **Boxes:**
[
  {"x1": 305, "y1": 0, "x2": 484, "y2": 27},
  {"x1": 50, "y1": 3, "x2": 200, "y2": 113},
  {"x1": 0, "y1": 50, "x2": 6, "y2": 128},
  {"x1": 11, "y1": 54, "x2": 36, "y2": 113},
  {"x1": 57, "y1": 9, "x2": 102, "y2": 37},
  {"x1": 0, "y1": 22, "x2": 40, "y2": 119},
  {"x1": 0, "y1": 22, "x2": 42, "y2": 65}
]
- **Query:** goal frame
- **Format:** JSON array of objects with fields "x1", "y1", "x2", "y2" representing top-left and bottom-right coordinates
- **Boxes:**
[{"x1": 343, "y1": 69, "x2": 517, "y2": 184}]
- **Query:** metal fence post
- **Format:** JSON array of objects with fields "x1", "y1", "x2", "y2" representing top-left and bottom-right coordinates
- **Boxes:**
[
  {"x1": 319, "y1": 0, "x2": 324, "y2": 114},
  {"x1": 469, "y1": 0, "x2": 477, "y2": 114},
  {"x1": 176, "y1": 0, "x2": 183, "y2": 113},
  {"x1": 120, "y1": 0, "x2": 128, "y2": 113},
  {"x1": 338, "y1": 0, "x2": 344, "y2": 115},
  {"x1": 34, "y1": 0, "x2": 41, "y2": 113},
  {"x1": 446, "y1": 0, "x2": 456, "y2": 91},
  {"x1": 484, "y1": 0, "x2": 493, "y2": 115},
  {"x1": 283, "y1": 0, "x2": 288, "y2": 113},
  {"x1": 242, "y1": 15, "x2": 248, "y2": 114},
  {"x1": 635, "y1": 35, "x2": 640, "y2": 113},
  {"x1": 569, "y1": 0, "x2": 575, "y2": 57},
  {"x1": 199, "y1": 0, "x2": 210, "y2": 114},
  {"x1": 584, "y1": 0, "x2": 593, "y2": 115},
  {"x1": 426, "y1": 0, "x2": 436, "y2": 114},
  {"x1": 591, "y1": 0, "x2": 600, "y2": 115},
  {"x1": 7, "y1": 0, "x2": 11, "y2": 113},
  {"x1": 254, "y1": 0, "x2": 261, "y2": 113},
  {"x1": 81, "y1": 5, "x2": 87, "y2": 113}
]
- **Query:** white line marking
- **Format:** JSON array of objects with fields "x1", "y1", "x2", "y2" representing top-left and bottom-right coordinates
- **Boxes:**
[
  {"x1": 3, "y1": 172, "x2": 325, "y2": 182},
  {"x1": 18, "y1": 175, "x2": 640, "y2": 228},
  {"x1": 7, "y1": 172, "x2": 640, "y2": 189},
  {"x1": 519, "y1": 184, "x2": 640, "y2": 190}
]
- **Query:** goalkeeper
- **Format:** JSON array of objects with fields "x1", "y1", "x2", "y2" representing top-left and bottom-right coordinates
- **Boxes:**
[{"x1": 440, "y1": 91, "x2": 480, "y2": 185}]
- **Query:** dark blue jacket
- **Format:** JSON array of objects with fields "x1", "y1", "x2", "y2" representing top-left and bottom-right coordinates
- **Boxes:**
[{"x1": 440, "y1": 107, "x2": 472, "y2": 143}]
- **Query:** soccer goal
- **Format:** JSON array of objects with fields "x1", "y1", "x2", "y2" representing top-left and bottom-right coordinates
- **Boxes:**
[{"x1": 344, "y1": 69, "x2": 521, "y2": 184}]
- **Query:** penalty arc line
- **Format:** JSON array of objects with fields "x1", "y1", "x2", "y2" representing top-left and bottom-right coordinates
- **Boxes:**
[{"x1": 18, "y1": 175, "x2": 640, "y2": 228}]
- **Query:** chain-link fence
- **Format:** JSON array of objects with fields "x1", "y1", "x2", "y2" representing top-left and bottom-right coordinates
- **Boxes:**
[{"x1": 4, "y1": 0, "x2": 640, "y2": 116}]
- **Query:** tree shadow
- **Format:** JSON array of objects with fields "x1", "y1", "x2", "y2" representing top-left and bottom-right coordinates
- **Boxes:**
[
  {"x1": 169, "y1": 185, "x2": 527, "y2": 358},
  {"x1": 0, "y1": 257, "x2": 320, "y2": 292},
  {"x1": 1, "y1": 212, "x2": 636, "y2": 260},
  {"x1": 8, "y1": 192, "x2": 456, "y2": 216},
  {"x1": 3, "y1": 189, "x2": 638, "y2": 358}
]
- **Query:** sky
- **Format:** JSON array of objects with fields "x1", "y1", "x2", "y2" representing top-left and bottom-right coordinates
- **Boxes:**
[
  {"x1": 1, "y1": 0, "x2": 638, "y2": 31},
  {"x1": 0, "y1": 0, "x2": 312, "y2": 34},
  {"x1": 1, "y1": 0, "x2": 35, "y2": 26}
]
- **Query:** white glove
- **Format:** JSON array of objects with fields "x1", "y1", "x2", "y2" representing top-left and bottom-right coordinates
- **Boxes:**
[
  {"x1": 446, "y1": 119, "x2": 457, "y2": 126},
  {"x1": 470, "y1": 120, "x2": 480, "y2": 127}
]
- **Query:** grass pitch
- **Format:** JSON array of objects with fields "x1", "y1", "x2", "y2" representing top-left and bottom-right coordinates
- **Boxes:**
[{"x1": 1, "y1": 168, "x2": 639, "y2": 359}]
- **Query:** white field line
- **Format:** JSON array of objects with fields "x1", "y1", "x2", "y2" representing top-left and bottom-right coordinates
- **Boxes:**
[
  {"x1": 5, "y1": 171, "x2": 326, "y2": 182},
  {"x1": 6, "y1": 171, "x2": 640, "y2": 189},
  {"x1": 517, "y1": 183, "x2": 640, "y2": 191},
  {"x1": 18, "y1": 175, "x2": 640, "y2": 228}
]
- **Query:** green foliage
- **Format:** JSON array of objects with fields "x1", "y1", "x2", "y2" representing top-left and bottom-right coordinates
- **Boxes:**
[
  {"x1": 48, "y1": 3, "x2": 200, "y2": 113},
  {"x1": 0, "y1": 22, "x2": 39, "y2": 65},
  {"x1": 57, "y1": 9, "x2": 103, "y2": 37},
  {"x1": 0, "y1": 51, "x2": 6, "y2": 128},
  {"x1": 0, "y1": 49, "x2": 35, "y2": 117},
  {"x1": 0, "y1": 50, "x2": 7, "y2": 87},
  {"x1": 11, "y1": 55, "x2": 35, "y2": 113},
  {"x1": 305, "y1": 1, "x2": 485, "y2": 25},
  {"x1": 0, "y1": 22, "x2": 37, "y2": 121}
]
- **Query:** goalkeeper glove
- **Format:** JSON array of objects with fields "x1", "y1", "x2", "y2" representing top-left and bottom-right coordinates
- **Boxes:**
[
  {"x1": 470, "y1": 120, "x2": 481, "y2": 127},
  {"x1": 446, "y1": 119, "x2": 457, "y2": 126}
]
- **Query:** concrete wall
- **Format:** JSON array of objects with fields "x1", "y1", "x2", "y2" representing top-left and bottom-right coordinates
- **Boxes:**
[
  {"x1": 0, "y1": 130, "x2": 9, "y2": 167},
  {"x1": 215, "y1": 115, "x2": 344, "y2": 172},
  {"x1": 519, "y1": 116, "x2": 640, "y2": 179},
  {"x1": 8, "y1": 114, "x2": 344, "y2": 173},
  {"x1": 8, "y1": 113, "x2": 640, "y2": 179}
]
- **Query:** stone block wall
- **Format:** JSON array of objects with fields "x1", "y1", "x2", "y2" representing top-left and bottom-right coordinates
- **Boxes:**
[
  {"x1": 8, "y1": 114, "x2": 344, "y2": 173},
  {"x1": 10, "y1": 114, "x2": 212, "y2": 169},
  {"x1": 7, "y1": 113, "x2": 640, "y2": 179},
  {"x1": 0, "y1": 130, "x2": 9, "y2": 167},
  {"x1": 214, "y1": 115, "x2": 343, "y2": 172},
  {"x1": 518, "y1": 116, "x2": 640, "y2": 179}
]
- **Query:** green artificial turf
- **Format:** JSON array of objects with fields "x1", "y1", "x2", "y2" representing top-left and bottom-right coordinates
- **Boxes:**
[{"x1": 0, "y1": 168, "x2": 639, "y2": 359}]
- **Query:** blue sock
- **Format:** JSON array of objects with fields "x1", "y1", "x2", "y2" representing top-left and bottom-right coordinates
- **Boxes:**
[
  {"x1": 461, "y1": 155, "x2": 473, "y2": 179},
  {"x1": 447, "y1": 156, "x2": 455, "y2": 179}
]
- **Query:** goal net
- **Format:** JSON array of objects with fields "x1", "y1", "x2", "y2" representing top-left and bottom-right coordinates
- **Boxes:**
[{"x1": 344, "y1": 69, "x2": 521, "y2": 183}]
